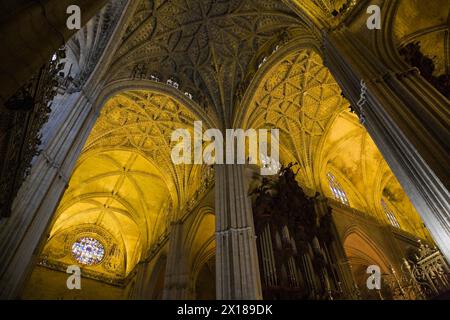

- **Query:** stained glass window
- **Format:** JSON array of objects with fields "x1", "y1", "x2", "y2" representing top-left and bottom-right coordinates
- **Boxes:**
[
  {"x1": 327, "y1": 172, "x2": 350, "y2": 206},
  {"x1": 381, "y1": 199, "x2": 401, "y2": 228},
  {"x1": 71, "y1": 237, "x2": 105, "y2": 265}
]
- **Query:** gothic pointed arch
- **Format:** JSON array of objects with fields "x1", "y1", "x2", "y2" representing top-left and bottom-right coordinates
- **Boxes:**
[
  {"x1": 105, "y1": 0, "x2": 313, "y2": 126},
  {"x1": 39, "y1": 84, "x2": 213, "y2": 284},
  {"x1": 238, "y1": 47, "x2": 347, "y2": 192},
  {"x1": 343, "y1": 227, "x2": 392, "y2": 274},
  {"x1": 317, "y1": 107, "x2": 431, "y2": 237},
  {"x1": 285, "y1": 0, "x2": 365, "y2": 30},
  {"x1": 380, "y1": 0, "x2": 449, "y2": 76}
]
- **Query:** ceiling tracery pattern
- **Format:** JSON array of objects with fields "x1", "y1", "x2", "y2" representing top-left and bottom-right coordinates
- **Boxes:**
[
  {"x1": 34, "y1": 0, "x2": 439, "y2": 286},
  {"x1": 242, "y1": 47, "x2": 428, "y2": 238},
  {"x1": 64, "y1": 0, "x2": 127, "y2": 89},
  {"x1": 83, "y1": 90, "x2": 203, "y2": 207},
  {"x1": 43, "y1": 90, "x2": 208, "y2": 281},
  {"x1": 244, "y1": 49, "x2": 347, "y2": 190},
  {"x1": 108, "y1": 0, "x2": 307, "y2": 124}
]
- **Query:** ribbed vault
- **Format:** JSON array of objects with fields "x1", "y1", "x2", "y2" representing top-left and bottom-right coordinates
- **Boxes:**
[
  {"x1": 107, "y1": 0, "x2": 308, "y2": 125},
  {"x1": 41, "y1": 90, "x2": 208, "y2": 281},
  {"x1": 242, "y1": 48, "x2": 429, "y2": 238},
  {"x1": 286, "y1": 0, "x2": 362, "y2": 28},
  {"x1": 318, "y1": 110, "x2": 430, "y2": 238},
  {"x1": 242, "y1": 49, "x2": 347, "y2": 191},
  {"x1": 36, "y1": 0, "x2": 438, "y2": 286}
]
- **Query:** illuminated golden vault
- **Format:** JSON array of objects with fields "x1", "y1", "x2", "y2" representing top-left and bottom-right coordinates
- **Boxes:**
[{"x1": 41, "y1": 90, "x2": 208, "y2": 281}]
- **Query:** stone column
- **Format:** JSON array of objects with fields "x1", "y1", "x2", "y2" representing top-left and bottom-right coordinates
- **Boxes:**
[
  {"x1": 215, "y1": 164, "x2": 262, "y2": 300},
  {"x1": 163, "y1": 221, "x2": 193, "y2": 299},
  {"x1": 322, "y1": 27, "x2": 450, "y2": 264},
  {"x1": 0, "y1": 0, "x2": 109, "y2": 105},
  {"x1": 0, "y1": 91, "x2": 97, "y2": 299}
]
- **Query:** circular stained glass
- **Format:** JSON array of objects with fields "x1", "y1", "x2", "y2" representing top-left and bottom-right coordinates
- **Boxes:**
[{"x1": 71, "y1": 237, "x2": 105, "y2": 265}]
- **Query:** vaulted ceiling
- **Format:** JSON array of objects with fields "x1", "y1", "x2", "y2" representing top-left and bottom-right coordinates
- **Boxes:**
[
  {"x1": 319, "y1": 111, "x2": 429, "y2": 238},
  {"x1": 393, "y1": 0, "x2": 449, "y2": 76},
  {"x1": 287, "y1": 0, "x2": 361, "y2": 28},
  {"x1": 106, "y1": 0, "x2": 308, "y2": 126},
  {"x1": 243, "y1": 49, "x2": 347, "y2": 190},
  {"x1": 41, "y1": 90, "x2": 209, "y2": 280},
  {"x1": 243, "y1": 48, "x2": 428, "y2": 238},
  {"x1": 36, "y1": 0, "x2": 437, "y2": 283}
]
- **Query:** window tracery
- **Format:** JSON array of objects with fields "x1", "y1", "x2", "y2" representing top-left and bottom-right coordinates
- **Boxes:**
[
  {"x1": 72, "y1": 237, "x2": 105, "y2": 266},
  {"x1": 327, "y1": 172, "x2": 349, "y2": 206}
]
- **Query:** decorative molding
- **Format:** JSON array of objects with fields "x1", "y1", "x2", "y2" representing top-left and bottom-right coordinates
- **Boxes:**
[{"x1": 0, "y1": 49, "x2": 66, "y2": 218}]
